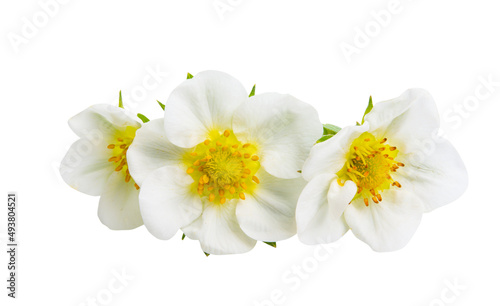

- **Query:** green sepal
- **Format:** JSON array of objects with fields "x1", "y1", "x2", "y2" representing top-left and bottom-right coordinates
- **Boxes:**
[
  {"x1": 323, "y1": 124, "x2": 341, "y2": 136},
  {"x1": 263, "y1": 241, "x2": 276, "y2": 248},
  {"x1": 187, "y1": 72, "x2": 194, "y2": 79},
  {"x1": 249, "y1": 84, "x2": 256, "y2": 97},
  {"x1": 182, "y1": 233, "x2": 186, "y2": 240},
  {"x1": 118, "y1": 91, "x2": 124, "y2": 108},
  {"x1": 204, "y1": 252, "x2": 210, "y2": 257},
  {"x1": 361, "y1": 96, "x2": 373, "y2": 124},
  {"x1": 316, "y1": 134, "x2": 335, "y2": 143},
  {"x1": 157, "y1": 100, "x2": 165, "y2": 111},
  {"x1": 137, "y1": 113, "x2": 150, "y2": 123}
]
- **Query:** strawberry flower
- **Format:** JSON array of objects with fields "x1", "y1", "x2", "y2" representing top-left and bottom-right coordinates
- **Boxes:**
[
  {"x1": 60, "y1": 104, "x2": 143, "y2": 230},
  {"x1": 296, "y1": 89, "x2": 468, "y2": 251},
  {"x1": 127, "y1": 71, "x2": 323, "y2": 254}
]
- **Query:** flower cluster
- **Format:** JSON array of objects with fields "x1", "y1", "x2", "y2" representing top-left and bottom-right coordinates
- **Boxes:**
[{"x1": 61, "y1": 71, "x2": 468, "y2": 255}]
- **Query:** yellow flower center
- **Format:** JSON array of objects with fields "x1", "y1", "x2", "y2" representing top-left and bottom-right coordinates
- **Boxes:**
[
  {"x1": 107, "y1": 126, "x2": 140, "y2": 190},
  {"x1": 337, "y1": 132, "x2": 404, "y2": 206},
  {"x1": 185, "y1": 130, "x2": 261, "y2": 205}
]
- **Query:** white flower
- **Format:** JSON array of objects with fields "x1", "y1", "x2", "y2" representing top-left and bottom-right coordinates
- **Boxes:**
[
  {"x1": 60, "y1": 104, "x2": 143, "y2": 230},
  {"x1": 127, "y1": 71, "x2": 323, "y2": 254},
  {"x1": 296, "y1": 89, "x2": 468, "y2": 251}
]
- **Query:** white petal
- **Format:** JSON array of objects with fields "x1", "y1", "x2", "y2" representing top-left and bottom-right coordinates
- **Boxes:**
[
  {"x1": 344, "y1": 189, "x2": 423, "y2": 252},
  {"x1": 397, "y1": 140, "x2": 468, "y2": 212},
  {"x1": 296, "y1": 174, "x2": 357, "y2": 245},
  {"x1": 60, "y1": 138, "x2": 115, "y2": 196},
  {"x1": 182, "y1": 201, "x2": 257, "y2": 255},
  {"x1": 232, "y1": 93, "x2": 323, "y2": 179},
  {"x1": 127, "y1": 119, "x2": 188, "y2": 186},
  {"x1": 235, "y1": 169, "x2": 306, "y2": 242},
  {"x1": 68, "y1": 104, "x2": 140, "y2": 140},
  {"x1": 98, "y1": 172, "x2": 143, "y2": 230},
  {"x1": 164, "y1": 71, "x2": 248, "y2": 148},
  {"x1": 364, "y1": 89, "x2": 440, "y2": 152},
  {"x1": 302, "y1": 124, "x2": 369, "y2": 181},
  {"x1": 139, "y1": 166, "x2": 203, "y2": 240}
]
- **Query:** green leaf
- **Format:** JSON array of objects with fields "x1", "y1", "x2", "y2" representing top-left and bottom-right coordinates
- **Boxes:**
[
  {"x1": 118, "y1": 90, "x2": 124, "y2": 108},
  {"x1": 316, "y1": 134, "x2": 335, "y2": 143},
  {"x1": 187, "y1": 72, "x2": 194, "y2": 79},
  {"x1": 157, "y1": 100, "x2": 165, "y2": 111},
  {"x1": 323, "y1": 124, "x2": 341, "y2": 136},
  {"x1": 137, "y1": 113, "x2": 150, "y2": 123},
  {"x1": 361, "y1": 96, "x2": 373, "y2": 124},
  {"x1": 249, "y1": 84, "x2": 256, "y2": 97},
  {"x1": 263, "y1": 241, "x2": 276, "y2": 248},
  {"x1": 182, "y1": 233, "x2": 186, "y2": 240},
  {"x1": 204, "y1": 252, "x2": 210, "y2": 257}
]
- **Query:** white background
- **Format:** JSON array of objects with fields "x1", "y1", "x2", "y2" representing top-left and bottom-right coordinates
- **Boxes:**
[{"x1": 1, "y1": 0, "x2": 499, "y2": 305}]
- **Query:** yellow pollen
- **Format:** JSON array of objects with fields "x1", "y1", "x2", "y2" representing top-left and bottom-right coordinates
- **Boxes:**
[
  {"x1": 185, "y1": 131, "x2": 260, "y2": 205},
  {"x1": 337, "y1": 132, "x2": 403, "y2": 206},
  {"x1": 107, "y1": 126, "x2": 138, "y2": 186}
]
